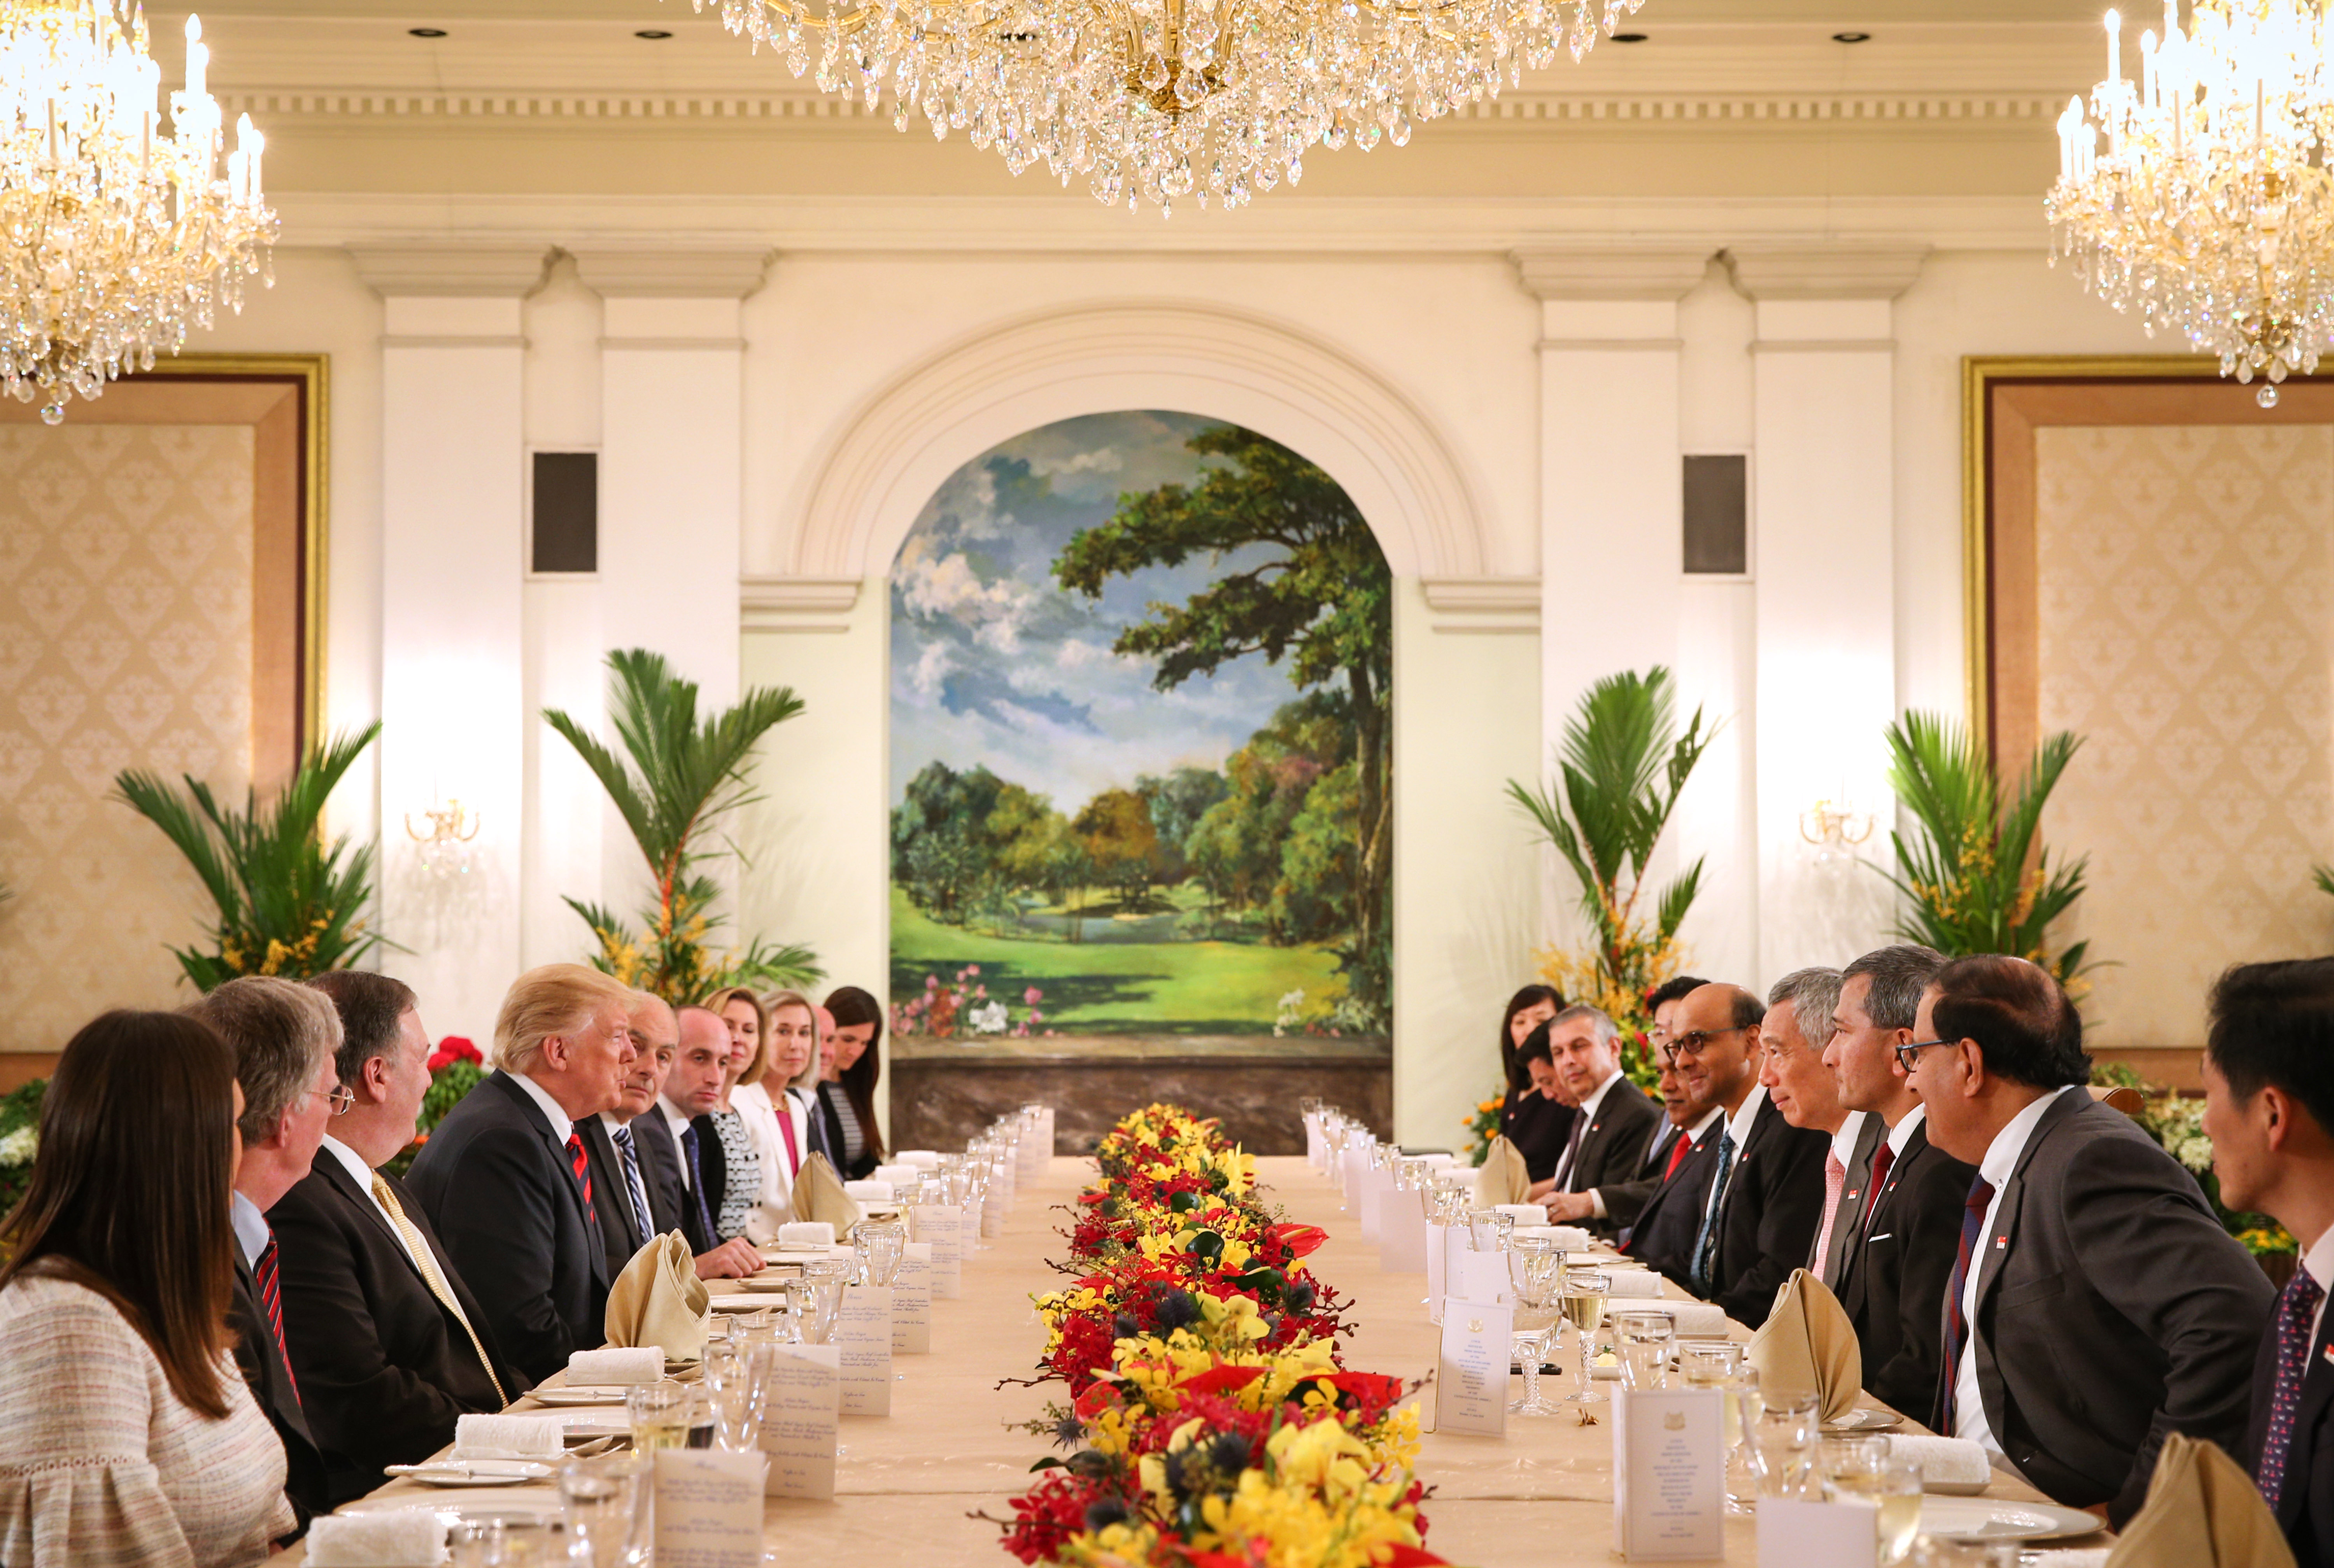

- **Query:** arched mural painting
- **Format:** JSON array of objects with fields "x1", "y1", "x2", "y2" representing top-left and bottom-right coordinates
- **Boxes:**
[{"x1": 884, "y1": 411, "x2": 1392, "y2": 1143}]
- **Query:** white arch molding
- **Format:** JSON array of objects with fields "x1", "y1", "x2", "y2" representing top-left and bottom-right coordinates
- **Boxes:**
[{"x1": 785, "y1": 299, "x2": 1493, "y2": 580}]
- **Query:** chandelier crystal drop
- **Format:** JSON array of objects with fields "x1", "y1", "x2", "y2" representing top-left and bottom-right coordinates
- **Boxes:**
[
  {"x1": 685, "y1": 0, "x2": 1645, "y2": 214},
  {"x1": 0, "y1": 1, "x2": 275, "y2": 423},
  {"x1": 2048, "y1": 0, "x2": 2334, "y2": 408}
]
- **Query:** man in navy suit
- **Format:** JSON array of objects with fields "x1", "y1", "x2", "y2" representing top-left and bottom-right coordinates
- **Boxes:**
[
  {"x1": 1523, "y1": 1007, "x2": 1660, "y2": 1213},
  {"x1": 2206, "y1": 957, "x2": 2334, "y2": 1561},
  {"x1": 407, "y1": 964, "x2": 638, "y2": 1382}
]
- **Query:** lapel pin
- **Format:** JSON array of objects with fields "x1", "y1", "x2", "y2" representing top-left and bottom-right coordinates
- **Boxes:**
[
  {"x1": 2320, "y1": 1343, "x2": 2334, "y2": 1369},
  {"x1": 1994, "y1": 1237, "x2": 2008, "y2": 1249}
]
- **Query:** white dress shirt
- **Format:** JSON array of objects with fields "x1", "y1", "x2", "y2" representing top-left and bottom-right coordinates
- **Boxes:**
[
  {"x1": 505, "y1": 1069, "x2": 574, "y2": 1150},
  {"x1": 1952, "y1": 1084, "x2": 2076, "y2": 1453},
  {"x1": 229, "y1": 1192, "x2": 270, "y2": 1271},
  {"x1": 319, "y1": 1134, "x2": 393, "y2": 1229},
  {"x1": 1829, "y1": 1110, "x2": 1871, "y2": 1167},
  {"x1": 1553, "y1": 1069, "x2": 1623, "y2": 1191},
  {"x1": 2303, "y1": 1223, "x2": 2334, "y2": 1346},
  {"x1": 1708, "y1": 1085, "x2": 1766, "y2": 1214}
]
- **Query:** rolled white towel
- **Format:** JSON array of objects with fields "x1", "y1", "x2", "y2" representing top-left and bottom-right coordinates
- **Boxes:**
[
  {"x1": 895, "y1": 1150, "x2": 942, "y2": 1169},
  {"x1": 305, "y1": 1509, "x2": 448, "y2": 1567},
  {"x1": 870, "y1": 1164, "x2": 919, "y2": 1187},
  {"x1": 452, "y1": 1414, "x2": 565, "y2": 1460},
  {"x1": 566, "y1": 1346, "x2": 664, "y2": 1386},
  {"x1": 778, "y1": 1221, "x2": 836, "y2": 1248},
  {"x1": 1493, "y1": 1204, "x2": 1545, "y2": 1227},
  {"x1": 844, "y1": 1180, "x2": 894, "y2": 1202},
  {"x1": 1601, "y1": 1270, "x2": 1667, "y2": 1298},
  {"x1": 1885, "y1": 1434, "x2": 1993, "y2": 1491}
]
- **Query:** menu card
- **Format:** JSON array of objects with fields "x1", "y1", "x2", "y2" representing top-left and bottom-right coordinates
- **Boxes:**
[
  {"x1": 758, "y1": 1344, "x2": 839, "y2": 1500},
  {"x1": 1425, "y1": 1221, "x2": 1449, "y2": 1313},
  {"x1": 654, "y1": 1448, "x2": 767, "y2": 1567},
  {"x1": 1755, "y1": 1499, "x2": 1878, "y2": 1568},
  {"x1": 1357, "y1": 1163, "x2": 1391, "y2": 1242},
  {"x1": 1611, "y1": 1389, "x2": 1724, "y2": 1561},
  {"x1": 1450, "y1": 1247, "x2": 1512, "y2": 1310},
  {"x1": 1378, "y1": 1188, "x2": 1429, "y2": 1273},
  {"x1": 893, "y1": 1242, "x2": 933, "y2": 1354},
  {"x1": 1340, "y1": 1143, "x2": 1372, "y2": 1204},
  {"x1": 837, "y1": 1283, "x2": 894, "y2": 1416},
  {"x1": 1305, "y1": 1113, "x2": 1325, "y2": 1168},
  {"x1": 1435, "y1": 1297, "x2": 1512, "y2": 1438},
  {"x1": 912, "y1": 1204, "x2": 963, "y2": 1300}
]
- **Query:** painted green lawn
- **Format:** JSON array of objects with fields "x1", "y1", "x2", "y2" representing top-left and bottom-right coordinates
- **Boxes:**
[{"x1": 889, "y1": 886, "x2": 1341, "y2": 1034}]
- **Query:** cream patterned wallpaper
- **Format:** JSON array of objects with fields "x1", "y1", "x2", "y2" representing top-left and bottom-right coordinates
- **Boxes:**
[
  {"x1": 2034, "y1": 424, "x2": 2334, "y2": 1047},
  {"x1": 0, "y1": 426, "x2": 256, "y2": 1051}
]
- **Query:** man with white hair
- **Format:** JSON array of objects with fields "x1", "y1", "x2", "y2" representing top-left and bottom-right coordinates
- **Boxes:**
[{"x1": 406, "y1": 964, "x2": 637, "y2": 1382}]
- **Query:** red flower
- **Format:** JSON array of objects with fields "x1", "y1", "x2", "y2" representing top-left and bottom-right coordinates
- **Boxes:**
[{"x1": 427, "y1": 1036, "x2": 482, "y2": 1072}]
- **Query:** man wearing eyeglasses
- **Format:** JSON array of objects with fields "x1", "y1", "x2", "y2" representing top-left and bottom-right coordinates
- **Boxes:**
[
  {"x1": 1824, "y1": 944, "x2": 1976, "y2": 1418},
  {"x1": 1660, "y1": 982, "x2": 1829, "y2": 1328}
]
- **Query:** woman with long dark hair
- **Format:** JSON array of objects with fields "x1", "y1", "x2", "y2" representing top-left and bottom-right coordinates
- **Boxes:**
[
  {"x1": 1496, "y1": 983, "x2": 1575, "y2": 1183},
  {"x1": 817, "y1": 986, "x2": 885, "y2": 1180},
  {"x1": 0, "y1": 1010, "x2": 297, "y2": 1564}
]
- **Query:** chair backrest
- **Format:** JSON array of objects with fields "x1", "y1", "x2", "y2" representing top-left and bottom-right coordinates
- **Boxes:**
[{"x1": 2088, "y1": 1083, "x2": 2146, "y2": 1118}]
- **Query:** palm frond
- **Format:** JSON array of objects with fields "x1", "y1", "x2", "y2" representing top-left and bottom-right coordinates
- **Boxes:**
[{"x1": 2316, "y1": 864, "x2": 2334, "y2": 899}]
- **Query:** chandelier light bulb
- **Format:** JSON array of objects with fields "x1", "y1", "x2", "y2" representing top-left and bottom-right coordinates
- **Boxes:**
[
  {"x1": 678, "y1": 0, "x2": 1649, "y2": 214},
  {"x1": 0, "y1": 0, "x2": 275, "y2": 421}
]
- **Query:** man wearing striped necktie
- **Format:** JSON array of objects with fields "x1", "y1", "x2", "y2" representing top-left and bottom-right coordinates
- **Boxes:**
[{"x1": 2201, "y1": 957, "x2": 2334, "y2": 1563}]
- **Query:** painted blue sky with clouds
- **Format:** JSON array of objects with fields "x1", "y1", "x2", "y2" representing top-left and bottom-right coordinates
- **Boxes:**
[{"x1": 888, "y1": 411, "x2": 1327, "y2": 809}]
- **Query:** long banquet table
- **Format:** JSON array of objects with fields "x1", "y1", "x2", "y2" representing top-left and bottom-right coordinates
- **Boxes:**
[{"x1": 296, "y1": 1153, "x2": 2108, "y2": 1565}]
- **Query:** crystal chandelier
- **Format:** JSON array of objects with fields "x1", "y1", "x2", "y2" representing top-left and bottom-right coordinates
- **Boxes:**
[
  {"x1": 2048, "y1": 0, "x2": 2334, "y2": 408},
  {"x1": 684, "y1": 0, "x2": 1645, "y2": 214},
  {"x1": 0, "y1": 1, "x2": 275, "y2": 423}
]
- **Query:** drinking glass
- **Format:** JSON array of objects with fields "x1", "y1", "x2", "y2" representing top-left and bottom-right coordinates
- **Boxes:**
[
  {"x1": 558, "y1": 1453, "x2": 650, "y2": 1568},
  {"x1": 450, "y1": 1516, "x2": 566, "y2": 1568},
  {"x1": 1817, "y1": 1434, "x2": 1893, "y2": 1484},
  {"x1": 706, "y1": 1346, "x2": 770, "y2": 1453},
  {"x1": 1613, "y1": 1309, "x2": 1676, "y2": 1392},
  {"x1": 1463, "y1": 1208, "x2": 1514, "y2": 1255},
  {"x1": 1558, "y1": 1267, "x2": 1610, "y2": 1404},
  {"x1": 1828, "y1": 1457, "x2": 1925, "y2": 1564},
  {"x1": 1506, "y1": 1237, "x2": 1564, "y2": 1416},
  {"x1": 625, "y1": 1380, "x2": 689, "y2": 1452},
  {"x1": 1752, "y1": 1392, "x2": 1822, "y2": 1500},
  {"x1": 800, "y1": 1258, "x2": 851, "y2": 1345},
  {"x1": 855, "y1": 1220, "x2": 906, "y2": 1286}
]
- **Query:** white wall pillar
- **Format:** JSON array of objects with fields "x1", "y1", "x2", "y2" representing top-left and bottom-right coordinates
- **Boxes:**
[
  {"x1": 352, "y1": 243, "x2": 548, "y2": 1046},
  {"x1": 1515, "y1": 246, "x2": 1713, "y2": 959},
  {"x1": 1733, "y1": 245, "x2": 1929, "y2": 979}
]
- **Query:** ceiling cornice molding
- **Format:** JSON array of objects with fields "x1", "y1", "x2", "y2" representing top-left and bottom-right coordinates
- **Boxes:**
[
  {"x1": 346, "y1": 241, "x2": 550, "y2": 296},
  {"x1": 1511, "y1": 245, "x2": 1715, "y2": 301},
  {"x1": 569, "y1": 245, "x2": 773, "y2": 298},
  {"x1": 1726, "y1": 242, "x2": 1934, "y2": 300}
]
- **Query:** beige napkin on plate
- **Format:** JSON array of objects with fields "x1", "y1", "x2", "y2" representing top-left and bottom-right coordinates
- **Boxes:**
[
  {"x1": 305, "y1": 1509, "x2": 448, "y2": 1566},
  {"x1": 1745, "y1": 1267, "x2": 1861, "y2": 1426},
  {"x1": 794, "y1": 1152, "x2": 862, "y2": 1230},
  {"x1": 2106, "y1": 1433, "x2": 2296, "y2": 1568},
  {"x1": 603, "y1": 1231, "x2": 709, "y2": 1362},
  {"x1": 1476, "y1": 1136, "x2": 1531, "y2": 1207}
]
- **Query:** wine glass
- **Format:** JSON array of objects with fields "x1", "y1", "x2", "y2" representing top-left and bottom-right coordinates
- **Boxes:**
[
  {"x1": 1752, "y1": 1391, "x2": 1822, "y2": 1500},
  {"x1": 1558, "y1": 1266, "x2": 1610, "y2": 1403},
  {"x1": 1680, "y1": 1343, "x2": 1756, "y2": 1516},
  {"x1": 1612, "y1": 1308, "x2": 1676, "y2": 1392},
  {"x1": 1506, "y1": 1237, "x2": 1564, "y2": 1416}
]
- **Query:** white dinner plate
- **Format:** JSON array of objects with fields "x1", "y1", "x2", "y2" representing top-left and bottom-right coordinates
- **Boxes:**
[
  {"x1": 1917, "y1": 1497, "x2": 2103, "y2": 1542},
  {"x1": 709, "y1": 1297, "x2": 769, "y2": 1312},
  {"x1": 738, "y1": 1275, "x2": 794, "y2": 1292},
  {"x1": 529, "y1": 1386, "x2": 629, "y2": 1406},
  {"x1": 389, "y1": 1460, "x2": 552, "y2": 1488},
  {"x1": 1822, "y1": 1407, "x2": 1904, "y2": 1433}
]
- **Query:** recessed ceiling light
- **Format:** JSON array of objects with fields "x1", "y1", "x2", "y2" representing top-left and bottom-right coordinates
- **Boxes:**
[
  {"x1": 1611, "y1": 31, "x2": 1648, "y2": 42},
  {"x1": 1832, "y1": 30, "x2": 1871, "y2": 43},
  {"x1": 408, "y1": 26, "x2": 447, "y2": 37},
  {"x1": 635, "y1": 28, "x2": 673, "y2": 38}
]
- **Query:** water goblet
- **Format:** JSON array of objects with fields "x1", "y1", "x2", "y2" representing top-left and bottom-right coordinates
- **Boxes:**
[
  {"x1": 1752, "y1": 1391, "x2": 1822, "y2": 1500},
  {"x1": 1506, "y1": 1237, "x2": 1564, "y2": 1416},
  {"x1": 1613, "y1": 1308, "x2": 1676, "y2": 1392},
  {"x1": 558, "y1": 1453, "x2": 650, "y2": 1568}
]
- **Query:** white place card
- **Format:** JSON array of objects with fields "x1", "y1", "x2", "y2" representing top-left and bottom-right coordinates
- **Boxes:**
[
  {"x1": 1340, "y1": 1143, "x2": 1371, "y2": 1203},
  {"x1": 1378, "y1": 1190, "x2": 1429, "y2": 1273},
  {"x1": 759, "y1": 1343, "x2": 839, "y2": 1501},
  {"x1": 654, "y1": 1448, "x2": 767, "y2": 1568},
  {"x1": 912, "y1": 1204, "x2": 963, "y2": 1300},
  {"x1": 1450, "y1": 1246, "x2": 1512, "y2": 1309},
  {"x1": 1305, "y1": 1113, "x2": 1325, "y2": 1167},
  {"x1": 1358, "y1": 1164, "x2": 1390, "y2": 1242},
  {"x1": 837, "y1": 1283, "x2": 894, "y2": 1416},
  {"x1": 1435, "y1": 1297, "x2": 1512, "y2": 1438},
  {"x1": 892, "y1": 1242, "x2": 933, "y2": 1354},
  {"x1": 1612, "y1": 1388, "x2": 1725, "y2": 1561},
  {"x1": 981, "y1": 1191, "x2": 1004, "y2": 1237},
  {"x1": 1756, "y1": 1499, "x2": 1878, "y2": 1568},
  {"x1": 1425, "y1": 1221, "x2": 1449, "y2": 1312}
]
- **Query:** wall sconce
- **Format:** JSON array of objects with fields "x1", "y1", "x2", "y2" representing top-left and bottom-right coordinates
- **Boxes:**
[{"x1": 405, "y1": 799, "x2": 482, "y2": 882}]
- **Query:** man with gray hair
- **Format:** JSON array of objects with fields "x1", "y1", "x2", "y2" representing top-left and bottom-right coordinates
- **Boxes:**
[
  {"x1": 1824, "y1": 943, "x2": 1979, "y2": 1415},
  {"x1": 185, "y1": 975, "x2": 343, "y2": 1527},
  {"x1": 1759, "y1": 967, "x2": 1880, "y2": 1293},
  {"x1": 1524, "y1": 1005, "x2": 1660, "y2": 1219}
]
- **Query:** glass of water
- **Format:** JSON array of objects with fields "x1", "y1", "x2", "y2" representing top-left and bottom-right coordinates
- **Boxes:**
[
  {"x1": 558, "y1": 1454, "x2": 650, "y2": 1568},
  {"x1": 1827, "y1": 1456, "x2": 1924, "y2": 1564},
  {"x1": 1613, "y1": 1309, "x2": 1676, "y2": 1392},
  {"x1": 625, "y1": 1380, "x2": 689, "y2": 1452}
]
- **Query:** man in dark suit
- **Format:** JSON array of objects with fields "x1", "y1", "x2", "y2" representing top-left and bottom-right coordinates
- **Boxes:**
[
  {"x1": 1613, "y1": 1052, "x2": 1728, "y2": 1273},
  {"x1": 1667, "y1": 983, "x2": 1828, "y2": 1329},
  {"x1": 1757, "y1": 968, "x2": 1882, "y2": 1295},
  {"x1": 407, "y1": 964, "x2": 639, "y2": 1383},
  {"x1": 274, "y1": 971, "x2": 526, "y2": 1505},
  {"x1": 1826, "y1": 944, "x2": 1977, "y2": 1415},
  {"x1": 188, "y1": 976, "x2": 341, "y2": 1532},
  {"x1": 654, "y1": 1002, "x2": 736, "y2": 1255},
  {"x1": 1547, "y1": 982, "x2": 1712, "y2": 1238},
  {"x1": 1914, "y1": 955, "x2": 2273, "y2": 1528},
  {"x1": 581, "y1": 992, "x2": 762, "y2": 1283},
  {"x1": 2201, "y1": 957, "x2": 2334, "y2": 1563},
  {"x1": 1521, "y1": 1007, "x2": 1659, "y2": 1218}
]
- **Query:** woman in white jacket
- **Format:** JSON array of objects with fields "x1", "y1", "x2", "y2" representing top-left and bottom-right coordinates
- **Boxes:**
[{"x1": 710, "y1": 985, "x2": 824, "y2": 1236}]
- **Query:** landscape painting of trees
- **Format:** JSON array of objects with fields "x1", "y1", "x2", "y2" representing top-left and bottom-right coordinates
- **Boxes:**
[{"x1": 888, "y1": 411, "x2": 1391, "y2": 1042}]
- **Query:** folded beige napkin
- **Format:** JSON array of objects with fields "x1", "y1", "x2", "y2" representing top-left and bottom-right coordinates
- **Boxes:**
[
  {"x1": 1885, "y1": 1434, "x2": 1992, "y2": 1490},
  {"x1": 794, "y1": 1152, "x2": 862, "y2": 1231},
  {"x1": 603, "y1": 1231, "x2": 709, "y2": 1363},
  {"x1": 1477, "y1": 1137, "x2": 1531, "y2": 1207},
  {"x1": 2106, "y1": 1433, "x2": 2296, "y2": 1568},
  {"x1": 566, "y1": 1346, "x2": 664, "y2": 1385},
  {"x1": 452, "y1": 1414, "x2": 565, "y2": 1460},
  {"x1": 305, "y1": 1508, "x2": 447, "y2": 1566},
  {"x1": 1745, "y1": 1268, "x2": 1861, "y2": 1426}
]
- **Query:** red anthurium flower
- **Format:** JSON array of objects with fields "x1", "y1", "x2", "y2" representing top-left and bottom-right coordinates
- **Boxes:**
[{"x1": 1266, "y1": 1222, "x2": 1329, "y2": 1257}]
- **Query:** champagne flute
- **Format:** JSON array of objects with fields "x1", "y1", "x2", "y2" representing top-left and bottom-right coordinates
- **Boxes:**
[{"x1": 1559, "y1": 1267, "x2": 1610, "y2": 1404}]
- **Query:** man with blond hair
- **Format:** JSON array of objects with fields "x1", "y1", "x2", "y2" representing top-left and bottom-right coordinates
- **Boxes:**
[{"x1": 407, "y1": 964, "x2": 638, "y2": 1381}]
